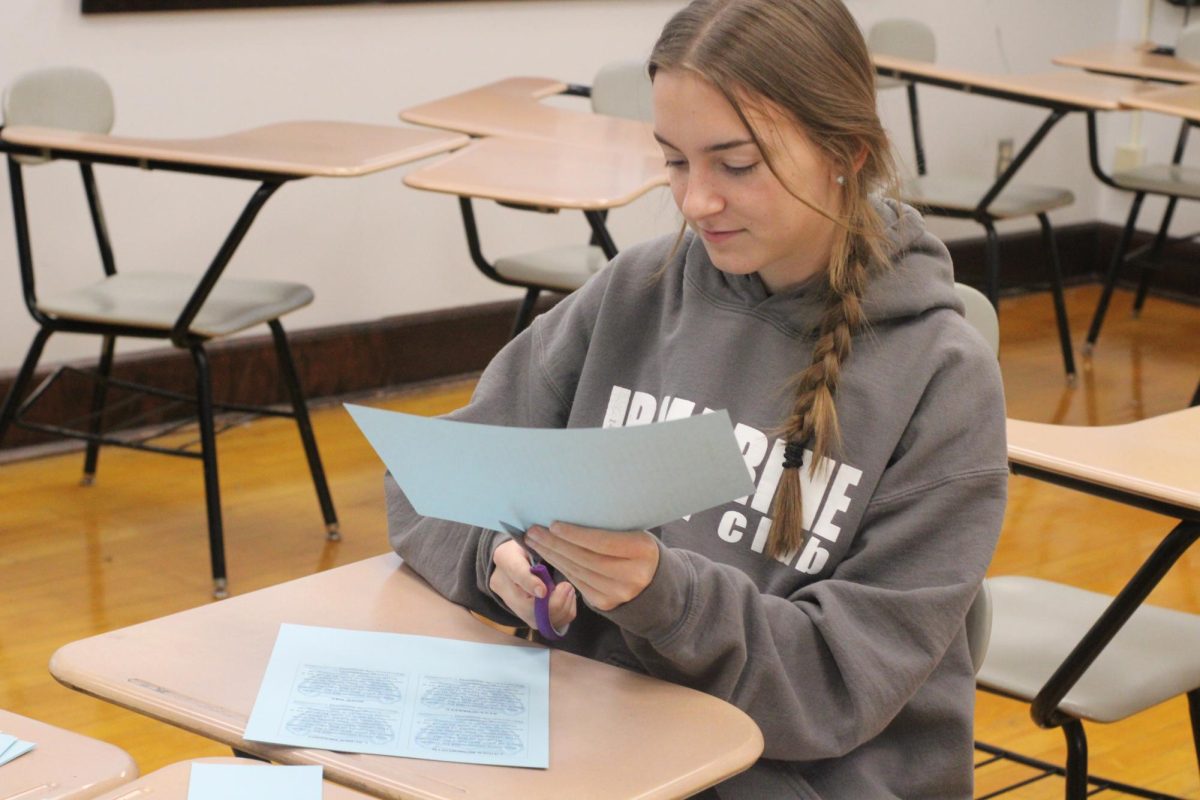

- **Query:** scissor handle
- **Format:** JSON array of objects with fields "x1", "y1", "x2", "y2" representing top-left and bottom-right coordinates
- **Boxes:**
[{"x1": 530, "y1": 563, "x2": 564, "y2": 641}]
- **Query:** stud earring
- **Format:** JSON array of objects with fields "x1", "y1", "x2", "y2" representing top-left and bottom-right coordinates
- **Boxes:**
[{"x1": 835, "y1": 175, "x2": 846, "y2": 186}]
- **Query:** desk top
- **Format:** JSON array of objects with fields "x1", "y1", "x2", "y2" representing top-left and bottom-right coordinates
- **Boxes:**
[
  {"x1": 1117, "y1": 83, "x2": 1200, "y2": 122},
  {"x1": 404, "y1": 136, "x2": 667, "y2": 210},
  {"x1": 90, "y1": 758, "x2": 375, "y2": 799},
  {"x1": 1053, "y1": 41, "x2": 1200, "y2": 84},
  {"x1": 0, "y1": 709, "x2": 137, "y2": 800},
  {"x1": 400, "y1": 77, "x2": 661, "y2": 157},
  {"x1": 1007, "y1": 407, "x2": 1200, "y2": 515},
  {"x1": 50, "y1": 555, "x2": 762, "y2": 800},
  {"x1": 872, "y1": 54, "x2": 1153, "y2": 111},
  {"x1": 0, "y1": 121, "x2": 468, "y2": 178}
]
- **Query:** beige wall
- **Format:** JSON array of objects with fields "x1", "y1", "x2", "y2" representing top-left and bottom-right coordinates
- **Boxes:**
[{"x1": 0, "y1": 0, "x2": 1171, "y2": 372}]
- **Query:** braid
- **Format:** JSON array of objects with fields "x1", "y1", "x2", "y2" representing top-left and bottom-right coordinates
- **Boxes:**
[{"x1": 767, "y1": 231, "x2": 872, "y2": 560}]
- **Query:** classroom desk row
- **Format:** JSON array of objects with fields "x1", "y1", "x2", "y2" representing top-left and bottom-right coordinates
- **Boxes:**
[{"x1": 31, "y1": 405, "x2": 1197, "y2": 799}]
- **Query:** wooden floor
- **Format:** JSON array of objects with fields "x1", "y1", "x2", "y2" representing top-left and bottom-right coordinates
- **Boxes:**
[{"x1": 1, "y1": 284, "x2": 1197, "y2": 797}]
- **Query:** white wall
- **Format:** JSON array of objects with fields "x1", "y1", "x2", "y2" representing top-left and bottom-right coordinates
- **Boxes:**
[{"x1": 0, "y1": 0, "x2": 1157, "y2": 373}]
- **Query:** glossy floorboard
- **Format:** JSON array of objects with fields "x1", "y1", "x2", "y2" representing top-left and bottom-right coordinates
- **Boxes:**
[{"x1": 0, "y1": 284, "x2": 1196, "y2": 797}]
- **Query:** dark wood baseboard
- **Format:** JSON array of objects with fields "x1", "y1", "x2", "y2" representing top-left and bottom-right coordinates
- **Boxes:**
[{"x1": 1, "y1": 220, "x2": 1196, "y2": 456}]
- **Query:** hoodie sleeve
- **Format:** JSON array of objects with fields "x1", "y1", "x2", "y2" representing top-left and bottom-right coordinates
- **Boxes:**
[
  {"x1": 600, "y1": 333, "x2": 1008, "y2": 761},
  {"x1": 385, "y1": 270, "x2": 606, "y2": 623}
]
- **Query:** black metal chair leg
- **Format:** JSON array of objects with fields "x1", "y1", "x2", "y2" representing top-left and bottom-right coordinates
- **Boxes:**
[
  {"x1": 511, "y1": 288, "x2": 540, "y2": 339},
  {"x1": 1037, "y1": 213, "x2": 1076, "y2": 384},
  {"x1": 190, "y1": 344, "x2": 227, "y2": 599},
  {"x1": 1086, "y1": 192, "x2": 1144, "y2": 353},
  {"x1": 0, "y1": 328, "x2": 53, "y2": 447},
  {"x1": 982, "y1": 220, "x2": 1001, "y2": 310},
  {"x1": 1133, "y1": 196, "x2": 1177, "y2": 318},
  {"x1": 268, "y1": 319, "x2": 338, "y2": 540},
  {"x1": 81, "y1": 334, "x2": 116, "y2": 485},
  {"x1": 1062, "y1": 720, "x2": 1089, "y2": 800}
]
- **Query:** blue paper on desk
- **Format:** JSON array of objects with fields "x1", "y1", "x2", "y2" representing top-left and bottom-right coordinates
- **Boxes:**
[
  {"x1": 187, "y1": 763, "x2": 322, "y2": 800},
  {"x1": 0, "y1": 733, "x2": 35, "y2": 766},
  {"x1": 244, "y1": 624, "x2": 550, "y2": 768},
  {"x1": 344, "y1": 404, "x2": 755, "y2": 532}
]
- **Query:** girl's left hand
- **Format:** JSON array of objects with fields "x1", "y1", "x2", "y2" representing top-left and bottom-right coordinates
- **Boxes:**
[{"x1": 525, "y1": 522, "x2": 660, "y2": 611}]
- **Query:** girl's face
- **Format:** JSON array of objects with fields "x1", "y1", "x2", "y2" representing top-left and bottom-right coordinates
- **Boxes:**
[{"x1": 652, "y1": 69, "x2": 842, "y2": 293}]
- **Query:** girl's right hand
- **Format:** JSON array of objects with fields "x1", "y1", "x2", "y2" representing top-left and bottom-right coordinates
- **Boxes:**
[{"x1": 489, "y1": 539, "x2": 577, "y2": 635}]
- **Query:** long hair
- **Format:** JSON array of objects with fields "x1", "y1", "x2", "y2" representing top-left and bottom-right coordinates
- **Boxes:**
[{"x1": 649, "y1": 0, "x2": 898, "y2": 560}]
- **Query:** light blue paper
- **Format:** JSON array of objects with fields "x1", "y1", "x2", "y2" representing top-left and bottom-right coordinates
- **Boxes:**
[
  {"x1": 244, "y1": 624, "x2": 550, "y2": 768},
  {"x1": 344, "y1": 404, "x2": 755, "y2": 532},
  {"x1": 187, "y1": 763, "x2": 322, "y2": 800},
  {"x1": 0, "y1": 734, "x2": 35, "y2": 766}
]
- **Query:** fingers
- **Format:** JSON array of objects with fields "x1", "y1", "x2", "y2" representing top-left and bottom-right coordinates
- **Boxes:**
[
  {"x1": 526, "y1": 524, "x2": 660, "y2": 611},
  {"x1": 548, "y1": 582, "x2": 577, "y2": 632},
  {"x1": 491, "y1": 539, "x2": 578, "y2": 633}
]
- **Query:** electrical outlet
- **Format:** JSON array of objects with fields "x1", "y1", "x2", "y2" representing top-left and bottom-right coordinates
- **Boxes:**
[{"x1": 995, "y1": 138, "x2": 1014, "y2": 178}]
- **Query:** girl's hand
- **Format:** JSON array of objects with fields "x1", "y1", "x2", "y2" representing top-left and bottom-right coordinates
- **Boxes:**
[
  {"x1": 526, "y1": 523, "x2": 660, "y2": 611},
  {"x1": 489, "y1": 539, "x2": 577, "y2": 633}
]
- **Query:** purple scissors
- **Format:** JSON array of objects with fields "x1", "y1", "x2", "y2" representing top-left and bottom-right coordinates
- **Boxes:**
[{"x1": 500, "y1": 521, "x2": 564, "y2": 641}]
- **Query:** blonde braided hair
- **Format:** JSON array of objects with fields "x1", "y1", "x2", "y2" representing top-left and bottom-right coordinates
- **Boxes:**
[{"x1": 649, "y1": 0, "x2": 897, "y2": 560}]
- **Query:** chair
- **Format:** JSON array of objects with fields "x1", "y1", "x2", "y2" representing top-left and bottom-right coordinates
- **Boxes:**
[
  {"x1": 1084, "y1": 23, "x2": 1200, "y2": 353},
  {"x1": 954, "y1": 281, "x2": 995, "y2": 679},
  {"x1": 0, "y1": 67, "x2": 338, "y2": 598},
  {"x1": 972, "y1": 407, "x2": 1200, "y2": 797},
  {"x1": 460, "y1": 59, "x2": 653, "y2": 338},
  {"x1": 975, "y1": 577, "x2": 1200, "y2": 799},
  {"x1": 869, "y1": 19, "x2": 1078, "y2": 383}
]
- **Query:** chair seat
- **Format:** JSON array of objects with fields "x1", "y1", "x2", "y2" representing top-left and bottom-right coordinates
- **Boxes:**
[
  {"x1": 977, "y1": 576, "x2": 1200, "y2": 723},
  {"x1": 899, "y1": 175, "x2": 1075, "y2": 219},
  {"x1": 1112, "y1": 163, "x2": 1200, "y2": 200},
  {"x1": 494, "y1": 244, "x2": 608, "y2": 293},
  {"x1": 36, "y1": 271, "x2": 314, "y2": 338}
]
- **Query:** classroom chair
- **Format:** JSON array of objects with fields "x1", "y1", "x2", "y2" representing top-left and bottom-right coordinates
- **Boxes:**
[
  {"x1": 1084, "y1": 24, "x2": 1200, "y2": 353},
  {"x1": 868, "y1": 18, "x2": 1078, "y2": 383},
  {"x1": 460, "y1": 59, "x2": 653, "y2": 338},
  {"x1": 0, "y1": 67, "x2": 338, "y2": 598},
  {"x1": 975, "y1": 576, "x2": 1200, "y2": 799}
]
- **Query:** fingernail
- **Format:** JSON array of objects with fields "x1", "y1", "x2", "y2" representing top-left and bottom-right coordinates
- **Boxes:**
[{"x1": 533, "y1": 584, "x2": 545, "y2": 599}]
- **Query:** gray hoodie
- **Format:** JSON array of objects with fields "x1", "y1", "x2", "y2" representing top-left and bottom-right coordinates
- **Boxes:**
[{"x1": 387, "y1": 200, "x2": 1007, "y2": 799}]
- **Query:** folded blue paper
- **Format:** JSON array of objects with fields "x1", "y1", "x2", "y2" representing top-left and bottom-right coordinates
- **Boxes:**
[
  {"x1": 345, "y1": 405, "x2": 755, "y2": 532},
  {"x1": 0, "y1": 733, "x2": 35, "y2": 766}
]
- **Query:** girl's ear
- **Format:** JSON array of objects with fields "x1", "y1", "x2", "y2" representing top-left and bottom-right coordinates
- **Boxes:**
[{"x1": 851, "y1": 143, "x2": 869, "y2": 174}]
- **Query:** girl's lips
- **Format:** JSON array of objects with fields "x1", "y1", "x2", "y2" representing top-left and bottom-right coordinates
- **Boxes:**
[{"x1": 699, "y1": 228, "x2": 743, "y2": 244}]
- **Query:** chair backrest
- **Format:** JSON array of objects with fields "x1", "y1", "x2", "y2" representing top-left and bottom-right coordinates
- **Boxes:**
[
  {"x1": 867, "y1": 18, "x2": 936, "y2": 90},
  {"x1": 954, "y1": 280, "x2": 997, "y2": 675},
  {"x1": 4, "y1": 66, "x2": 114, "y2": 133},
  {"x1": 1177, "y1": 22, "x2": 1200, "y2": 63},
  {"x1": 3, "y1": 67, "x2": 114, "y2": 165},
  {"x1": 966, "y1": 580, "x2": 992, "y2": 675},
  {"x1": 955, "y1": 282, "x2": 1000, "y2": 356},
  {"x1": 590, "y1": 60, "x2": 654, "y2": 123}
]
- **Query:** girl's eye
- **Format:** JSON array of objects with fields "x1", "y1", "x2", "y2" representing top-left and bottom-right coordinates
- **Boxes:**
[
  {"x1": 664, "y1": 158, "x2": 687, "y2": 170},
  {"x1": 724, "y1": 162, "x2": 759, "y2": 176}
]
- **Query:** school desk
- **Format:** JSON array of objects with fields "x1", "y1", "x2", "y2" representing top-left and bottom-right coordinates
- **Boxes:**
[
  {"x1": 0, "y1": 121, "x2": 467, "y2": 597},
  {"x1": 400, "y1": 80, "x2": 666, "y2": 336},
  {"x1": 0, "y1": 709, "x2": 137, "y2": 800},
  {"x1": 399, "y1": 77, "x2": 660, "y2": 157},
  {"x1": 996, "y1": 408, "x2": 1200, "y2": 726},
  {"x1": 48, "y1": 554, "x2": 764, "y2": 800},
  {"x1": 1053, "y1": 41, "x2": 1200, "y2": 84},
  {"x1": 403, "y1": 134, "x2": 667, "y2": 265},
  {"x1": 88, "y1": 757, "x2": 375, "y2": 799}
]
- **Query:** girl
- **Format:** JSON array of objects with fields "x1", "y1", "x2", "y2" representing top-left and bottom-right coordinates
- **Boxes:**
[{"x1": 388, "y1": 1, "x2": 1007, "y2": 796}]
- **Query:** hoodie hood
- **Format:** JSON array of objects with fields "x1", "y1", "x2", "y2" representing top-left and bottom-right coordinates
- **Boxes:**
[{"x1": 683, "y1": 197, "x2": 962, "y2": 337}]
